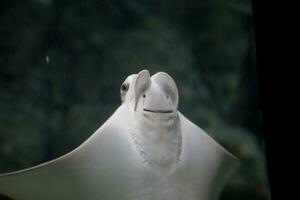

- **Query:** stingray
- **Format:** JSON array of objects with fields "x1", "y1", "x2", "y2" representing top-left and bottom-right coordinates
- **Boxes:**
[{"x1": 0, "y1": 69, "x2": 239, "y2": 200}]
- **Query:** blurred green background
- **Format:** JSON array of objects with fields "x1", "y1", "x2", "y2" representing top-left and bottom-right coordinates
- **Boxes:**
[{"x1": 0, "y1": 0, "x2": 270, "y2": 199}]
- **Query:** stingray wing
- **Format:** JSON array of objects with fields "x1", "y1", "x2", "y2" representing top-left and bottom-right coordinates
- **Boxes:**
[
  {"x1": 178, "y1": 112, "x2": 239, "y2": 200},
  {"x1": 0, "y1": 105, "x2": 139, "y2": 200}
]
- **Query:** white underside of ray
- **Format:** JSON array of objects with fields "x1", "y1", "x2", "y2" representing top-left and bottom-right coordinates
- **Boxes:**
[{"x1": 0, "y1": 104, "x2": 238, "y2": 200}]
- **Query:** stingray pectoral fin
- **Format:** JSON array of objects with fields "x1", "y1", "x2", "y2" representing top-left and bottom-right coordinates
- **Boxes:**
[
  {"x1": 208, "y1": 146, "x2": 240, "y2": 200},
  {"x1": 0, "y1": 105, "x2": 127, "y2": 200},
  {"x1": 178, "y1": 112, "x2": 239, "y2": 200},
  {"x1": 0, "y1": 141, "x2": 80, "y2": 199},
  {"x1": 0, "y1": 159, "x2": 86, "y2": 200}
]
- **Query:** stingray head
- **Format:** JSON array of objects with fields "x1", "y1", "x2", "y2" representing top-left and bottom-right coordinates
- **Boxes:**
[{"x1": 120, "y1": 69, "x2": 179, "y2": 123}]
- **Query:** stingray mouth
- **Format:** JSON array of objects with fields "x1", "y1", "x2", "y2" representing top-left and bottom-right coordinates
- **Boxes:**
[{"x1": 143, "y1": 108, "x2": 173, "y2": 114}]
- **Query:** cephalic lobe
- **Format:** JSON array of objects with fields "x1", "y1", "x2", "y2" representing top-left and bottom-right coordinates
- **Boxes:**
[
  {"x1": 124, "y1": 70, "x2": 182, "y2": 171},
  {"x1": 120, "y1": 69, "x2": 178, "y2": 113}
]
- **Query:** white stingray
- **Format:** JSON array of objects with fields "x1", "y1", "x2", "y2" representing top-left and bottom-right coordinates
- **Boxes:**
[{"x1": 0, "y1": 69, "x2": 239, "y2": 200}]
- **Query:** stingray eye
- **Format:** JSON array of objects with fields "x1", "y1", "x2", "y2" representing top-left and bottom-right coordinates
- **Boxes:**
[
  {"x1": 121, "y1": 82, "x2": 129, "y2": 92},
  {"x1": 143, "y1": 94, "x2": 146, "y2": 98}
]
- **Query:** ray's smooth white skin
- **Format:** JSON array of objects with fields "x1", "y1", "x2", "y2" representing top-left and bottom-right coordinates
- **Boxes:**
[
  {"x1": 0, "y1": 69, "x2": 239, "y2": 200},
  {"x1": 124, "y1": 70, "x2": 182, "y2": 174},
  {"x1": 121, "y1": 70, "x2": 179, "y2": 124}
]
